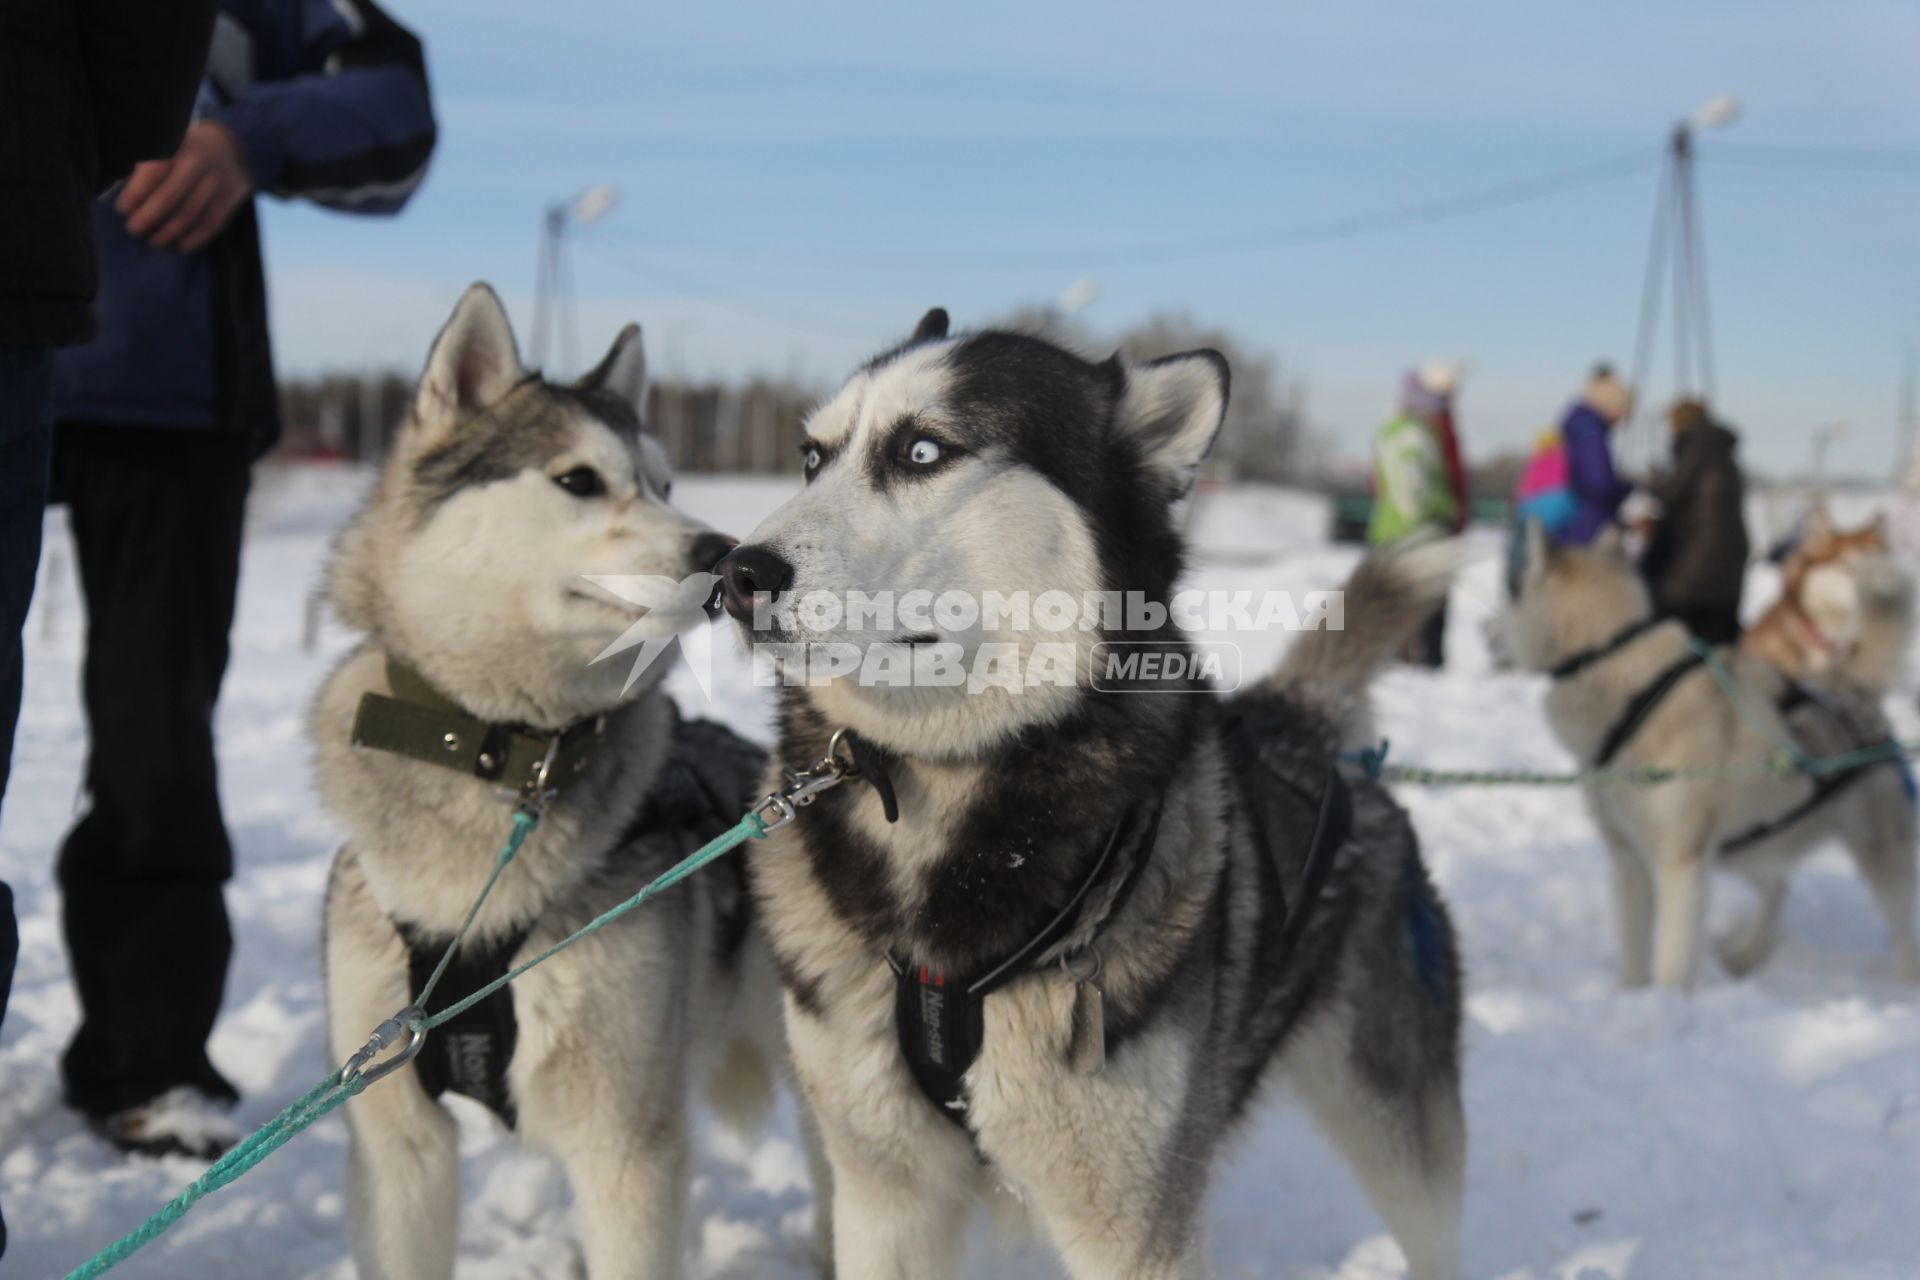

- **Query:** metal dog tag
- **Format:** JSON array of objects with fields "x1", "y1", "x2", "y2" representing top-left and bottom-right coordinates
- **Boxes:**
[{"x1": 1063, "y1": 949, "x2": 1106, "y2": 1076}]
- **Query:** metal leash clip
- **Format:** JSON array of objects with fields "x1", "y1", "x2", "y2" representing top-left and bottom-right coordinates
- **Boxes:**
[
  {"x1": 752, "y1": 727, "x2": 860, "y2": 833},
  {"x1": 497, "y1": 734, "x2": 564, "y2": 816},
  {"x1": 340, "y1": 1005, "x2": 426, "y2": 1088}
]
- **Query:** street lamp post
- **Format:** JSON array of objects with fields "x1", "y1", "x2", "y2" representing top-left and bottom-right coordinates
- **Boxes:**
[
  {"x1": 531, "y1": 185, "x2": 619, "y2": 373},
  {"x1": 1810, "y1": 420, "x2": 1848, "y2": 499},
  {"x1": 1628, "y1": 94, "x2": 1740, "y2": 469}
]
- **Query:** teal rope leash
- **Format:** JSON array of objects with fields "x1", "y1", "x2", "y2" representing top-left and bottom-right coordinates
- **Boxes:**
[
  {"x1": 58, "y1": 743, "x2": 848, "y2": 1280},
  {"x1": 65, "y1": 1073, "x2": 365, "y2": 1280},
  {"x1": 415, "y1": 807, "x2": 539, "y2": 1011},
  {"x1": 56, "y1": 801, "x2": 555, "y2": 1280},
  {"x1": 60, "y1": 729, "x2": 864, "y2": 1279},
  {"x1": 1347, "y1": 642, "x2": 1919, "y2": 788},
  {"x1": 417, "y1": 811, "x2": 767, "y2": 1030}
]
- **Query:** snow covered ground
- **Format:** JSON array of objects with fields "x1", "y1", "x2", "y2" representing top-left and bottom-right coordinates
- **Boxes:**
[{"x1": 3, "y1": 467, "x2": 1919, "y2": 1279}]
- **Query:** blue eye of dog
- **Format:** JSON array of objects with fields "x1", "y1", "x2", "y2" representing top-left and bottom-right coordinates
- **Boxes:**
[
  {"x1": 906, "y1": 439, "x2": 942, "y2": 466},
  {"x1": 553, "y1": 466, "x2": 606, "y2": 497},
  {"x1": 803, "y1": 446, "x2": 823, "y2": 477}
]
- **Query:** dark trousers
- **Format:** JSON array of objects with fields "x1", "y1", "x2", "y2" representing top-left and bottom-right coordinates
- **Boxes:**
[
  {"x1": 1, "y1": 345, "x2": 51, "y2": 1261},
  {"x1": 50, "y1": 422, "x2": 251, "y2": 1116},
  {"x1": 1663, "y1": 601, "x2": 1742, "y2": 647},
  {"x1": 1400, "y1": 601, "x2": 1448, "y2": 669},
  {"x1": 1, "y1": 345, "x2": 53, "y2": 802}
]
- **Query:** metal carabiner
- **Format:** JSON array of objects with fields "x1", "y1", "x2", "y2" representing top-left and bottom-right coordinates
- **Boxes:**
[
  {"x1": 340, "y1": 1006, "x2": 427, "y2": 1088},
  {"x1": 826, "y1": 726, "x2": 860, "y2": 776},
  {"x1": 750, "y1": 730, "x2": 863, "y2": 833}
]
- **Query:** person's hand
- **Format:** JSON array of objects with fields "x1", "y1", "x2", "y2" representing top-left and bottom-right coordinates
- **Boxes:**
[{"x1": 115, "y1": 120, "x2": 253, "y2": 253}]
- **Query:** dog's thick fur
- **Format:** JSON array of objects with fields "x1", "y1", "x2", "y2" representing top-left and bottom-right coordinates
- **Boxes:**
[
  {"x1": 723, "y1": 315, "x2": 1465, "y2": 1279},
  {"x1": 316, "y1": 285, "x2": 801, "y2": 1279},
  {"x1": 1499, "y1": 523, "x2": 1920, "y2": 990},
  {"x1": 1743, "y1": 507, "x2": 1912, "y2": 694}
]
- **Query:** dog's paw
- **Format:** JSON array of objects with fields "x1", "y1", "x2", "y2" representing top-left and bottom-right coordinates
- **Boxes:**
[{"x1": 1714, "y1": 931, "x2": 1771, "y2": 979}]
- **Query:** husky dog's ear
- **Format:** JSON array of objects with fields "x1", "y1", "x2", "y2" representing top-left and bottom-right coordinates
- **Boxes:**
[
  {"x1": 578, "y1": 323, "x2": 647, "y2": 414},
  {"x1": 1802, "y1": 506, "x2": 1835, "y2": 555},
  {"x1": 909, "y1": 308, "x2": 950, "y2": 344},
  {"x1": 1114, "y1": 350, "x2": 1229, "y2": 494},
  {"x1": 414, "y1": 283, "x2": 525, "y2": 434}
]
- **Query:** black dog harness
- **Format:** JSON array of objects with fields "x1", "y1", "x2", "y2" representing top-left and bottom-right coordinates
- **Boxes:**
[
  {"x1": 353, "y1": 659, "x2": 753, "y2": 1127},
  {"x1": 882, "y1": 725, "x2": 1354, "y2": 1131},
  {"x1": 1551, "y1": 619, "x2": 1709, "y2": 769},
  {"x1": 1719, "y1": 680, "x2": 1887, "y2": 854},
  {"x1": 1553, "y1": 622, "x2": 1892, "y2": 849},
  {"x1": 889, "y1": 802, "x2": 1162, "y2": 1127}
]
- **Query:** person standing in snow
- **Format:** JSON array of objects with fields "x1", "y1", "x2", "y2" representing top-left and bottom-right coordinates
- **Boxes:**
[
  {"x1": 1507, "y1": 364, "x2": 1636, "y2": 594},
  {"x1": 1369, "y1": 363, "x2": 1465, "y2": 666},
  {"x1": 1, "y1": 0, "x2": 220, "y2": 1253},
  {"x1": 1639, "y1": 398, "x2": 1750, "y2": 644},
  {"x1": 44, "y1": 0, "x2": 435, "y2": 1159},
  {"x1": 1557, "y1": 364, "x2": 1635, "y2": 547}
]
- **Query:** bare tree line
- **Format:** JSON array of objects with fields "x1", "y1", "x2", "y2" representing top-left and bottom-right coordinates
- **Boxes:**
[{"x1": 275, "y1": 313, "x2": 1310, "y2": 481}]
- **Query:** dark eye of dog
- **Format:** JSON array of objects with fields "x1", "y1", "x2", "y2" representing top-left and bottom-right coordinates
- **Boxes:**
[{"x1": 552, "y1": 466, "x2": 606, "y2": 498}]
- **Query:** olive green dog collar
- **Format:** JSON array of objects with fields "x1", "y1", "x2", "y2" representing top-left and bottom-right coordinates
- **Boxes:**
[{"x1": 350, "y1": 656, "x2": 605, "y2": 794}]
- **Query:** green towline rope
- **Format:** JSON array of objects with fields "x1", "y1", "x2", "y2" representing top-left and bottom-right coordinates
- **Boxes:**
[
  {"x1": 1370, "y1": 738, "x2": 1920, "y2": 789},
  {"x1": 66, "y1": 1073, "x2": 366, "y2": 1280},
  {"x1": 1355, "y1": 643, "x2": 1920, "y2": 789},
  {"x1": 416, "y1": 811, "x2": 767, "y2": 1031},
  {"x1": 63, "y1": 808, "x2": 769, "y2": 1279},
  {"x1": 415, "y1": 808, "x2": 539, "y2": 1012}
]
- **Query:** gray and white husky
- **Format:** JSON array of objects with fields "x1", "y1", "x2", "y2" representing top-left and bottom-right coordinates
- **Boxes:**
[
  {"x1": 717, "y1": 311, "x2": 1465, "y2": 1279},
  {"x1": 315, "y1": 285, "x2": 799, "y2": 1278},
  {"x1": 1498, "y1": 522, "x2": 1920, "y2": 990}
]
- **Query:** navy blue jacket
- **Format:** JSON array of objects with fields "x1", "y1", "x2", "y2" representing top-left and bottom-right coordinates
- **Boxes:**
[{"x1": 50, "y1": 0, "x2": 435, "y2": 449}]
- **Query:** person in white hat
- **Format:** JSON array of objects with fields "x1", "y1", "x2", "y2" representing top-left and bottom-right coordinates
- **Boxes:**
[{"x1": 1368, "y1": 361, "x2": 1468, "y2": 665}]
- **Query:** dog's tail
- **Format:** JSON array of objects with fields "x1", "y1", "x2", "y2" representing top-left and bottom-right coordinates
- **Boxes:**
[
  {"x1": 1840, "y1": 554, "x2": 1914, "y2": 695},
  {"x1": 1254, "y1": 536, "x2": 1461, "y2": 748}
]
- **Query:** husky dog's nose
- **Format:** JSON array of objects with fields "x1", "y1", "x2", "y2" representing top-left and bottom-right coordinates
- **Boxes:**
[
  {"x1": 690, "y1": 531, "x2": 738, "y2": 575},
  {"x1": 718, "y1": 545, "x2": 793, "y2": 622}
]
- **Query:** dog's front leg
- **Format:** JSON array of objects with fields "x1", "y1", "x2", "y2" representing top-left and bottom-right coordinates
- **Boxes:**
[
  {"x1": 1651, "y1": 846, "x2": 1710, "y2": 991},
  {"x1": 342, "y1": 1074, "x2": 461, "y2": 1280},
  {"x1": 540, "y1": 1101, "x2": 691, "y2": 1280},
  {"x1": 788, "y1": 1004, "x2": 975, "y2": 1280},
  {"x1": 327, "y1": 857, "x2": 460, "y2": 1279},
  {"x1": 1590, "y1": 801, "x2": 1653, "y2": 987},
  {"x1": 516, "y1": 984, "x2": 693, "y2": 1279}
]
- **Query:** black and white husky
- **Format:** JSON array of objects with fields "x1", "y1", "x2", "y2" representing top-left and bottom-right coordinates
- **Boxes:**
[
  {"x1": 315, "y1": 285, "x2": 807, "y2": 1278},
  {"x1": 718, "y1": 311, "x2": 1465, "y2": 1279}
]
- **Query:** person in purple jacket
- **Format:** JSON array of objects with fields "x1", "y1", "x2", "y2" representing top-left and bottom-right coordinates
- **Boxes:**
[
  {"x1": 1558, "y1": 364, "x2": 1635, "y2": 546},
  {"x1": 45, "y1": 0, "x2": 435, "y2": 1158}
]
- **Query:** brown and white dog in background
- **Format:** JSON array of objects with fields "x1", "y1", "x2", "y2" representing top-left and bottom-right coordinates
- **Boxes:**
[{"x1": 1743, "y1": 508, "x2": 1913, "y2": 695}]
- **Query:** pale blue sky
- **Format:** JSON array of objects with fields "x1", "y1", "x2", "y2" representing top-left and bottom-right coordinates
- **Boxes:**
[{"x1": 261, "y1": 0, "x2": 1920, "y2": 475}]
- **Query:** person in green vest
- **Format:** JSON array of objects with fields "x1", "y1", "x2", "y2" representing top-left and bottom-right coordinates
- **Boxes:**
[{"x1": 1368, "y1": 363, "x2": 1463, "y2": 665}]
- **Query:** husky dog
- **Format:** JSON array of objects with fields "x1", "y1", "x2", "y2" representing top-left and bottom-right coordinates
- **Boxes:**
[
  {"x1": 315, "y1": 285, "x2": 797, "y2": 1279},
  {"x1": 1743, "y1": 507, "x2": 1912, "y2": 694},
  {"x1": 717, "y1": 311, "x2": 1465, "y2": 1279},
  {"x1": 1499, "y1": 523, "x2": 1920, "y2": 989}
]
